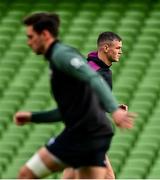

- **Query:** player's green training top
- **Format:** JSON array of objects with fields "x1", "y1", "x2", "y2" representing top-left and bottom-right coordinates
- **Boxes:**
[{"x1": 31, "y1": 41, "x2": 119, "y2": 137}]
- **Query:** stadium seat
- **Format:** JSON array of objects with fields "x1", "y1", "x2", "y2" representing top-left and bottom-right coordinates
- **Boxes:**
[
  {"x1": 1, "y1": 0, "x2": 160, "y2": 179},
  {"x1": 118, "y1": 167, "x2": 147, "y2": 179}
]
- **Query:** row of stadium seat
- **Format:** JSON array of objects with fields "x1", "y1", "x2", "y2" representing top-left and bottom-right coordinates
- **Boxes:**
[{"x1": 0, "y1": 0, "x2": 160, "y2": 178}]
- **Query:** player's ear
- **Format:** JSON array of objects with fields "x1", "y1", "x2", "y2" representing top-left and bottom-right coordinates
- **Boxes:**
[
  {"x1": 42, "y1": 30, "x2": 50, "y2": 39},
  {"x1": 104, "y1": 45, "x2": 109, "y2": 53}
]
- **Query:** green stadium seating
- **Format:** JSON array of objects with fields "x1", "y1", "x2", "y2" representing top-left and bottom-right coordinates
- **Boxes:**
[{"x1": 0, "y1": 0, "x2": 160, "y2": 179}]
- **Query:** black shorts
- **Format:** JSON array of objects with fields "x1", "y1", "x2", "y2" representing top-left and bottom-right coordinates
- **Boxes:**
[{"x1": 45, "y1": 130, "x2": 113, "y2": 168}]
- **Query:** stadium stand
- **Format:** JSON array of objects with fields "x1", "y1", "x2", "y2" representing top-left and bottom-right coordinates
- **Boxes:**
[{"x1": 0, "y1": 0, "x2": 160, "y2": 178}]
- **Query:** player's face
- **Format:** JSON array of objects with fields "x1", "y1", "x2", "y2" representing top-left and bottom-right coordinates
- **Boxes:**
[
  {"x1": 107, "y1": 40, "x2": 122, "y2": 62},
  {"x1": 26, "y1": 26, "x2": 45, "y2": 55}
]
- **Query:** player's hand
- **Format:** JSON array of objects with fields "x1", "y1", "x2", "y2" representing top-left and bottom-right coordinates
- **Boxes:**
[
  {"x1": 14, "y1": 112, "x2": 32, "y2": 126},
  {"x1": 119, "y1": 104, "x2": 128, "y2": 111},
  {"x1": 112, "y1": 108, "x2": 136, "y2": 129}
]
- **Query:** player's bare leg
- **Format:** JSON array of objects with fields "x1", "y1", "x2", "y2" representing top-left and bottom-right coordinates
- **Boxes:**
[
  {"x1": 18, "y1": 147, "x2": 66, "y2": 179},
  {"x1": 62, "y1": 156, "x2": 115, "y2": 179},
  {"x1": 62, "y1": 167, "x2": 77, "y2": 179},
  {"x1": 105, "y1": 156, "x2": 115, "y2": 179},
  {"x1": 77, "y1": 166, "x2": 106, "y2": 179}
]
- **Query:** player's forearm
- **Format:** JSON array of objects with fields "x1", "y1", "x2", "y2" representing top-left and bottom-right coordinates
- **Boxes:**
[
  {"x1": 31, "y1": 108, "x2": 62, "y2": 123},
  {"x1": 90, "y1": 75, "x2": 118, "y2": 113}
]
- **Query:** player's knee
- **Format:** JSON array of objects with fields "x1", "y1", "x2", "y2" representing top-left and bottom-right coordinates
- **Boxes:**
[{"x1": 18, "y1": 165, "x2": 37, "y2": 179}]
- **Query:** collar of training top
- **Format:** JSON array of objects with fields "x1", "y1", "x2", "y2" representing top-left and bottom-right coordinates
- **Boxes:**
[
  {"x1": 87, "y1": 51, "x2": 111, "y2": 69},
  {"x1": 45, "y1": 40, "x2": 59, "y2": 60}
]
